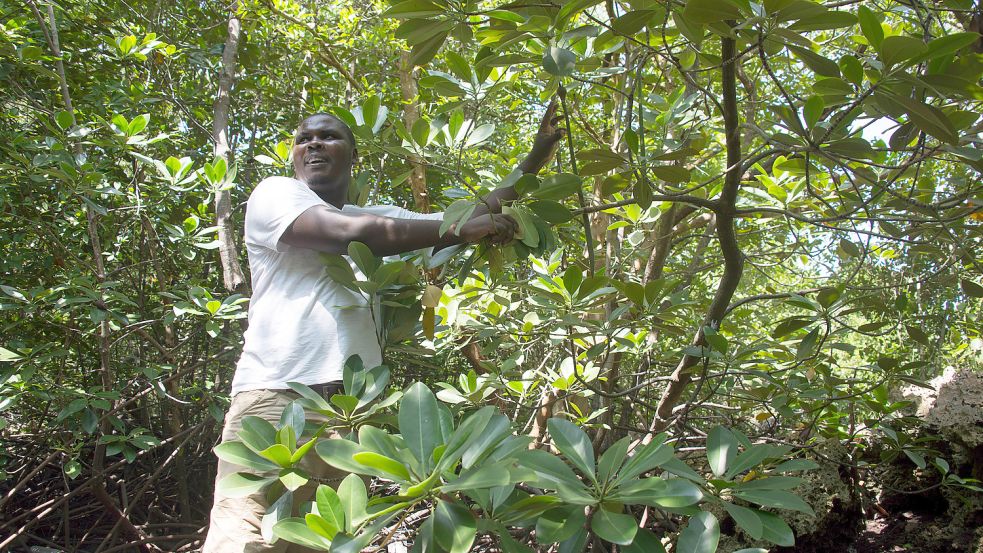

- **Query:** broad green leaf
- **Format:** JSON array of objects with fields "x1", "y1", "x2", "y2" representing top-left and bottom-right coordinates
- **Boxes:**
[
  {"x1": 543, "y1": 47, "x2": 576, "y2": 77},
  {"x1": 547, "y1": 418, "x2": 596, "y2": 481},
  {"x1": 316, "y1": 439, "x2": 373, "y2": 476},
  {"x1": 279, "y1": 467, "x2": 309, "y2": 491},
  {"x1": 880, "y1": 36, "x2": 928, "y2": 68},
  {"x1": 650, "y1": 165, "x2": 692, "y2": 184},
  {"x1": 734, "y1": 489, "x2": 814, "y2": 515},
  {"x1": 857, "y1": 6, "x2": 883, "y2": 49},
  {"x1": 722, "y1": 502, "x2": 763, "y2": 539},
  {"x1": 434, "y1": 499, "x2": 477, "y2": 553},
  {"x1": 217, "y1": 472, "x2": 273, "y2": 498},
  {"x1": 920, "y1": 32, "x2": 980, "y2": 61},
  {"x1": 529, "y1": 199, "x2": 574, "y2": 224},
  {"x1": 259, "y1": 443, "x2": 293, "y2": 467},
  {"x1": 347, "y1": 241, "x2": 380, "y2": 276},
  {"x1": 514, "y1": 448, "x2": 583, "y2": 488},
  {"x1": 591, "y1": 507, "x2": 638, "y2": 545},
  {"x1": 214, "y1": 441, "x2": 279, "y2": 471},
  {"x1": 440, "y1": 462, "x2": 511, "y2": 492},
  {"x1": 399, "y1": 382, "x2": 441, "y2": 468},
  {"x1": 788, "y1": 45, "x2": 840, "y2": 77},
  {"x1": 533, "y1": 173, "x2": 582, "y2": 200},
  {"x1": 772, "y1": 317, "x2": 813, "y2": 339},
  {"x1": 839, "y1": 55, "x2": 863, "y2": 86},
  {"x1": 676, "y1": 511, "x2": 719, "y2": 553},
  {"x1": 337, "y1": 474, "x2": 368, "y2": 531},
  {"x1": 410, "y1": 29, "x2": 450, "y2": 66},
  {"x1": 682, "y1": 0, "x2": 742, "y2": 25},
  {"x1": 796, "y1": 327, "x2": 820, "y2": 361},
  {"x1": 315, "y1": 485, "x2": 346, "y2": 533},
  {"x1": 707, "y1": 426, "x2": 737, "y2": 477},
  {"x1": 597, "y1": 436, "x2": 631, "y2": 485},
  {"x1": 623, "y1": 529, "x2": 667, "y2": 553},
  {"x1": 960, "y1": 279, "x2": 983, "y2": 298},
  {"x1": 382, "y1": 0, "x2": 444, "y2": 19},
  {"x1": 725, "y1": 444, "x2": 788, "y2": 479},
  {"x1": 464, "y1": 123, "x2": 495, "y2": 148},
  {"x1": 536, "y1": 506, "x2": 587, "y2": 543},
  {"x1": 55, "y1": 110, "x2": 74, "y2": 130},
  {"x1": 803, "y1": 95, "x2": 824, "y2": 128},
  {"x1": 757, "y1": 510, "x2": 795, "y2": 546},
  {"x1": 616, "y1": 434, "x2": 673, "y2": 484},
  {"x1": 352, "y1": 452, "x2": 411, "y2": 480},
  {"x1": 272, "y1": 519, "x2": 333, "y2": 550},
  {"x1": 612, "y1": 477, "x2": 703, "y2": 507},
  {"x1": 305, "y1": 513, "x2": 340, "y2": 539},
  {"x1": 0, "y1": 346, "x2": 21, "y2": 362},
  {"x1": 261, "y1": 490, "x2": 292, "y2": 543},
  {"x1": 887, "y1": 93, "x2": 959, "y2": 145},
  {"x1": 127, "y1": 114, "x2": 150, "y2": 136}
]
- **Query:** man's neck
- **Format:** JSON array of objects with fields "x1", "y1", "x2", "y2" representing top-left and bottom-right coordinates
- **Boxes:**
[{"x1": 303, "y1": 177, "x2": 348, "y2": 209}]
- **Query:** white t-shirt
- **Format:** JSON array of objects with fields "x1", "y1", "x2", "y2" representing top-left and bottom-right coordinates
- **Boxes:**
[{"x1": 231, "y1": 176, "x2": 443, "y2": 394}]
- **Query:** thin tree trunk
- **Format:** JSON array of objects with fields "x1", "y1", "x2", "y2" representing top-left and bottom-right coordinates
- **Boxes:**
[
  {"x1": 399, "y1": 52, "x2": 430, "y2": 212},
  {"x1": 213, "y1": 2, "x2": 247, "y2": 293},
  {"x1": 644, "y1": 33, "x2": 746, "y2": 440}
]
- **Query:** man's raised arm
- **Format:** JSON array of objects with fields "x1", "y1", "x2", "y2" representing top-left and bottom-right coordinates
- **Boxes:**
[
  {"x1": 476, "y1": 99, "x2": 566, "y2": 215},
  {"x1": 280, "y1": 207, "x2": 517, "y2": 256}
]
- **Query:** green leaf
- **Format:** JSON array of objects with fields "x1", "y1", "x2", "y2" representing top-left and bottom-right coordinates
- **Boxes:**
[
  {"x1": 796, "y1": 327, "x2": 820, "y2": 361},
  {"x1": 533, "y1": 173, "x2": 582, "y2": 200},
  {"x1": 217, "y1": 472, "x2": 273, "y2": 498},
  {"x1": 434, "y1": 499, "x2": 477, "y2": 553},
  {"x1": 547, "y1": 418, "x2": 596, "y2": 481},
  {"x1": 650, "y1": 165, "x2": 692, "y2": 184},
  {"x1": 529, "y1": 200, "x2": 574, "y2": 224},
  {"x1": 315, "y1": 484, "x2": 346, "y2": 533},
  {"x1": 0, "y1": 346, "x2": 21, "y2": 362},
  {"x1": 676, "y1": 511, "x2": 719, "y2": 553},
  {"x1": 623, "y1": 529, "x2": 667, "y2": 553},
  {"x1": 787, "y1": 45, "x2": 840, "y2": 77},
  {"x1": 961, "y1": 279, "x2": 983, "y2": 298},
  {"x1": 347, "y1": 241, "x2": 380, "y2": 276},
  {"x1": 612, "y1": 477, "x2": 703, "y2": 507},
  {"x1": 543, "y1": 47, "x2": 576, "y2": 77},
  {"x1": 337, "y1": 474, "x2": 368, "y2": 532},
  {"x1": 382, "y1": 0, "x2": 444, "y2": 19},
  {"x1": 921, "y1": 32, "x2": 980, "y2": 61},
  {"x1": 536, "y1": 506, "x2": 586, "y2": 543},
  {"x1": 857, "y1": 6, "x2": 883, "y2": 49},
  {"x1": 611, "y1": 10, "x2": 659, "y2": 36},
  {"x1": 615, "y1": 434, "x2": 673, "y2": 484},
  {"x1": 887, "y1": 93, "x2": 959, "y2": 145},
  {"x1": 239, "y1": 416, "x2": 277, "y2": 453},
  {"x1": 591, "y1": 507, "x2": 638, "y2": 545},
  {"x1": 803, "y1": 95, "x2": 824, "y2": 128},
  {"x1": 682, "y1": 0, "x2": 742, "y2": 25},
  {"x1": 771, "y1": 317, "x2": 813, "y2": 339},
  {"x1": 55, "y1": 110, "x2": 74, "y2": 130},
  {"x1": 410, "y1": 29, "x2": 450, "y2": 66},
  {"x1": 757, "y1": 510, "x2": 795, "y2": 546},
  {"x1": 279, "y1": 467, "x2": 309, "y2": 491},
  {"x1": 725, "y1": 444, "x2": 788, "y2": 479},
  {"x1": 127, "y1": 114, "x2": 150, "y2": 136},
  {"x1": 707, "y1": 426, "x2": 737, "y2": 477},
  {"x1": 597, "y1": 436, "x2": 631, "y2": 485},
  {"x1": 440, "y1": 200, "x2": 477, "y2": 236},
  {"x1": 440, "y1": 462, "x2": 511, "y2": 492},
  {"x1": 880, "y1": 36, "x2": 928, "y2": 68},
  {"x1": 352, "y1": 452, "x2": 411, "y2": 480},
  {"x1": 214, "y1": 441, "x2": 279, "y2": 471},
  {"x1": 316, "y1": 439, "x2": 373, "y2": 476},
  {"x1": 464, "y1": 123, "x2": 495, "y2": 148},
  {"x1": 272, "y1": 519, "x2": 334, "y2": 550},
  {"x1": 399, "y1": 382, "x2": 442, "y2": 468},
  {"x1": 723, "y1": 502, "x2": 763, "y2": 539},
  {"x1": 839, "y1": 55, "x2": 863, "y2": 86},
  {"x1": 514, "y1": 449, "x2": 583, "y2": 488}
]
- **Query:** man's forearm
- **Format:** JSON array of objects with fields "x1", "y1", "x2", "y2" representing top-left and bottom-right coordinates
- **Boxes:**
[{"x1": 285, "y1": 209, "x2": 459, "y2": 256}]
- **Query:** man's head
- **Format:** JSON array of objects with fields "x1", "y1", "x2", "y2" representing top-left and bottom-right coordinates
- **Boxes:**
[{"x1": 292, "y1": 113, "x2": 358, "y2": 206}]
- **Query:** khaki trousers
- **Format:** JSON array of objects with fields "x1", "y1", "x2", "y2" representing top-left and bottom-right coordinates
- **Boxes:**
[{"x1": 202, "y1": 387, "x2": 347, "y2": 553}]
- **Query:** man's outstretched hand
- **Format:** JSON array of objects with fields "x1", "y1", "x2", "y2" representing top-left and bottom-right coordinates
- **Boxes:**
[
  {"x1": 519, "y1": 99, "x2": 566, "y2": 174},
  {"x1": 457, "y1": 213, "x2": 519, "y2": 246}
]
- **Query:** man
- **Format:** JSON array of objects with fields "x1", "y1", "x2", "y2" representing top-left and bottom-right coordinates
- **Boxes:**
[{"x1": 202, "y1": 102, "x2": 564, "y2": 552}]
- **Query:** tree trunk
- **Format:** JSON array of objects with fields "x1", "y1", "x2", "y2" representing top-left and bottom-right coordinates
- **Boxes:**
[
  {"x1": 213, "y1": 2, "x2": 247, "y2": 293},
  {"x1": 399, "y1": 52, "x2": 430, "y2": 212}
]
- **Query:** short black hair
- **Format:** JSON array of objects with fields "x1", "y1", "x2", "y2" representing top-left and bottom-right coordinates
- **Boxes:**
[{"x1": 295, "y1": 112, "x2": 357, "y2": 149}]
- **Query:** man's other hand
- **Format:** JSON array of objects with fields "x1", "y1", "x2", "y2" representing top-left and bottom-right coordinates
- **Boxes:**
[
  {"x1": 457, "y1": 213, "x2": 518, "y2": 245},
  {"x1": 519, "y1": 99, "x2": 566, "y2": 174}
]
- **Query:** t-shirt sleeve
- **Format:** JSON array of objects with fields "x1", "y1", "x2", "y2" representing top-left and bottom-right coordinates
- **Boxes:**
[{"x1": 245, "y1": 176, "x2": 326, "y2": 252}]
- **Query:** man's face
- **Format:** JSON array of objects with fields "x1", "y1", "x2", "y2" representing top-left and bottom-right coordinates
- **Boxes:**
[{"x1": 292, "y1": 115, "x2": 356, "y2": 190}]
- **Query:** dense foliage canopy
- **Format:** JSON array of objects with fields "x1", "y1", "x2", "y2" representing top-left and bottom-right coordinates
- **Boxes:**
[{"x1": 1, "y1": 0, "x2": 981, "y2": 550}]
